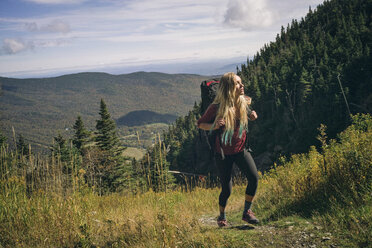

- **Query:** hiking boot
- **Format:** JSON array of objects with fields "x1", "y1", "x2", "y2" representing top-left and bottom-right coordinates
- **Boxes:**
[
  {"x1": 242, "y1": 209, "x2": 259, "y2": 224},
  {"x1": 217, "y1": 217, "x2": 228, "y2": 227}
]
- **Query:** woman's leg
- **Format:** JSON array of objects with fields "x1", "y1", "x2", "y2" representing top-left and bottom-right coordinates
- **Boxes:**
[
  {"x1": 234, "y1": 150, "x2": 259, "y2": 199},
  {"x1": 215, "y1": 153, "x2": 234, "y2": 217},
  {"x1": 234, "y1": 150, "x2": 259, "y2": 223}
]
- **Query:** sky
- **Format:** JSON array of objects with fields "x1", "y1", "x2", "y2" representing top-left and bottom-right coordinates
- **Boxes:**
[{"x1": 0, "y1": 0, "x2": 325, "y2": 78}]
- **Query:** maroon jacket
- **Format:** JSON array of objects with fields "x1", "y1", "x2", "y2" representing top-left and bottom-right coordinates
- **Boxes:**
[{"x1": 197, "y1": 104, "x2": 246, "y2": 155}]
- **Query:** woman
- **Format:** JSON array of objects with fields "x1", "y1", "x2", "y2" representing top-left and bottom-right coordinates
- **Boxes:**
[{"x1": 197, "y1": 72, "x2": 259, "y2": 227}]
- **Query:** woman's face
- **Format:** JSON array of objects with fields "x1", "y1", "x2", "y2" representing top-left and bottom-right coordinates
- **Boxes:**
[{"x1": 234, "y1": 75, "x2": 244, "y2": 96}]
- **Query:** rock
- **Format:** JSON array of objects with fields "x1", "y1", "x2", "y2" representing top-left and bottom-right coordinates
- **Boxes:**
[{"x1": 322, "y1": 237, "x2": 331, "y2": 241}]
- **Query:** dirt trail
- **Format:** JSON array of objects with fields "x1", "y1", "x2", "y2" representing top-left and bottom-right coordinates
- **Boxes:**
[{"x1": 199, "y1": 215, "x2": 337, "y2": 248}]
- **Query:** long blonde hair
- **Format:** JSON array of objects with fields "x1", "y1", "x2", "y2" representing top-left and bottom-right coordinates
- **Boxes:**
[{"x1": 212, "y1": 72, "x2": 250, "y2": 145}]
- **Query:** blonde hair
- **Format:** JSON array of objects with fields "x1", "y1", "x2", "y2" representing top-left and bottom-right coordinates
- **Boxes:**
[{"x1": 212, "y1": 72, "x2": 250, "y2": 145}]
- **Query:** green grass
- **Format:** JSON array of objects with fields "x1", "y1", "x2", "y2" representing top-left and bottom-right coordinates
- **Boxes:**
[
  {"x1": 2, "y1": 183, "x2": 366, "y2": 247},
  {"x1": 0, "y1": 114, "x2": 371, "y2": 247}
]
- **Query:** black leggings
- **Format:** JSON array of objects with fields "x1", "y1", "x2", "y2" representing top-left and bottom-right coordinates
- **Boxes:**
[{"x1": 216, "y1": 150, "x2": 259, "y2": 208}]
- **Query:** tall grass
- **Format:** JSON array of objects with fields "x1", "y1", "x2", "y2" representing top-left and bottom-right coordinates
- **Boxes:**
[
  {"x1": 0, "y1": 163, "x2": 235, "y2": 247},
  {"x1": 254, "y1": 114, "x2": 371, "y2": 247},
  {"x1": 0, "y1": 114, "x2": 371, "y2": 247},
  {"x1": 0, "y1": 131, "x2": 224, "y2": 247}
]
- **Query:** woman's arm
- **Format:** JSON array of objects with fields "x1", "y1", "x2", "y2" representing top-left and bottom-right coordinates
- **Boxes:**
[
  {"x1": 198, "y1": 123, "x2": 216, "y2": 131},
  {"x1": 197, "y1": 104, "x2": 219, "y2": 130},
  {"x1": 198, "y1": 118, "x2": 225, "y2": 131}
]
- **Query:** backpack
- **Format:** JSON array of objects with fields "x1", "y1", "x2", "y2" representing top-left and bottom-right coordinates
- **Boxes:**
[
  {"x1": 199, "y1": 79, "x2": 221, "y2": 151},
  {"x1": 195, "y1": 79, "x2": 220, "y2": 177},
  {"x1": 200, "y1": 79, "x2": 220, "y2": 115}
]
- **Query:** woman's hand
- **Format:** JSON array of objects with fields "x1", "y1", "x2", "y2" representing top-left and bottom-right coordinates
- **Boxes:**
[
  {"x1": 249, "y1": 111, "x2": 258, "y2": 121},
  {"x1": 215, "y1": 118, "x2": 225, "y2": 129}
]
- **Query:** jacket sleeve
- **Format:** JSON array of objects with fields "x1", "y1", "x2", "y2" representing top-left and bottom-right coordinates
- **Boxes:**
[{"x1": 197, "y1": 104, "x2": 217, "y2": 126}]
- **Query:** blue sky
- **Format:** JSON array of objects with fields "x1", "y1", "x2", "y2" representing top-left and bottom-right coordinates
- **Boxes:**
[{"x1": 0, "y1": 0, "x2": 324, "y2": 78}]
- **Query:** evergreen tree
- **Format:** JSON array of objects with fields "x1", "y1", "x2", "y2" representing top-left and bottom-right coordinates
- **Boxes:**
[
  {"x1": 51, "y1": 133, "x2": 70, "y2": 162},
  {"x1": 95, "y1": 99, "x2": 124, "y2": 156},
  {"x1": 94, "y1": 99, "x2": 131, "y2": 193},
  {"x1": 72, "y1": 115, "x2": 90, "y2": 154}
]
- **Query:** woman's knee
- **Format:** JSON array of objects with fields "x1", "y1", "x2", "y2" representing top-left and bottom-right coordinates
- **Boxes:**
[
  {"x1": 251, "y1": 173, "x2": 259, "y2": 185},
  {"x1": 221, "y1": 185, "x2": 232, "y2": 197}
]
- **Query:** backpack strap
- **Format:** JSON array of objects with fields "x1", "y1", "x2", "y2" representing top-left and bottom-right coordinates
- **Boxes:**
[{"x1": 245, "y1": 105, "x2": 253, "y2": 152}]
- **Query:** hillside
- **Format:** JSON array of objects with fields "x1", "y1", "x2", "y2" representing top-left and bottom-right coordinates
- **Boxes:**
[
  {"x1": 159, "y1": 0, "x2": 372, "y2": 174},
  {"x1": 0, "y1": 72, "x2": 209, "y2": 150}
]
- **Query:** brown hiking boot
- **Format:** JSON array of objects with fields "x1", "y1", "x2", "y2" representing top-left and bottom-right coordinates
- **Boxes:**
[
  {"x1": 242, "y1": 209, "x2": 259, "y2": 224},
  {"x1": 217, "y1": 216, "x2": 228, "y2": 227}
]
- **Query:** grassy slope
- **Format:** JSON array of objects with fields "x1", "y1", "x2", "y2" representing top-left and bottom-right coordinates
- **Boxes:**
[
  {"x1": 1, "y1": 114, "x2": 370, "y2": 247},
  {"x1": 1, "y1": 186, "x2": 368, "y2": 248}
]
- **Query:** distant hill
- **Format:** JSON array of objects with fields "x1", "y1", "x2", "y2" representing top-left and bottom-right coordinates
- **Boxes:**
[
  {"x1": 117, "y1": 110, "x2": 178, "y2": 127},
  {"x1": 0, "y1": 72, "x2": 209, "y2": 149}
]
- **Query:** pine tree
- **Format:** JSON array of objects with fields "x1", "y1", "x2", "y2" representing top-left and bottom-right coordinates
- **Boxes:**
[
  {"x1": 95, "y1": 99, "x2": 123, "y2": 156},
  {"x1": 51, "y1": 133, "x2": 70, "y2": 162},
  {"x1": 94, "y1": 99, "x2": 130, "y2": 193},
  {"x1": 72, "y1": 115, "x2": 90, "y2": 154}
]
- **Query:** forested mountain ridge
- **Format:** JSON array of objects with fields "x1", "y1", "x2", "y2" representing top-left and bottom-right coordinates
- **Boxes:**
[
  {"x1": 159, "y1": 0, "x2": 371, "y2": 174},
  {"x1": 0, "y1": 72, "x2": 209, "y2": 149},
  {"x1": 240, "y1": 0, "x2": 372, "y2": 160}
]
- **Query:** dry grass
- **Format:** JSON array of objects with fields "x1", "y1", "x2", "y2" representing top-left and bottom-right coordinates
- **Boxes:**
[{"x1": 1, "y1": 114, "x2": 371, "y2": 247}]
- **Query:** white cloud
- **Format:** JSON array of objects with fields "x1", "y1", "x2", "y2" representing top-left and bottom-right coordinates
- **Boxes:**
[
  {"x1": 25, "y1": 20, "x2": 70, "y2": 33},
  {"x1": 224, "y1": 0, "x2": 274, "y2": 30},
  {"x1": 23, "y1": 0, "x2": 87, "y2": 4},
  {"x1": 2, "y1": 38, "x2": 33, "y2": 54},
  {"x1": 223, "y1": 0, "x2": 324, "y2": 31},
  {"x1": 0, "y1": 0, "x2": 325, "y2": 76},
  {"x1": 42, "y1": 20, "x2": 70, "y2": 33},
  {"x1": 36, "y1": 39, "x2": 70, "y2": 48}
]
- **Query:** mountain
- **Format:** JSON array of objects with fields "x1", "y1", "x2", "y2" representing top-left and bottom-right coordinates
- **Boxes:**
[
  {"x1": 0, "y1": 72, "x2": 209, "y2": 150},
  {"x1": 159, "y1": 0, "x2": 372, "y2": 174}
]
